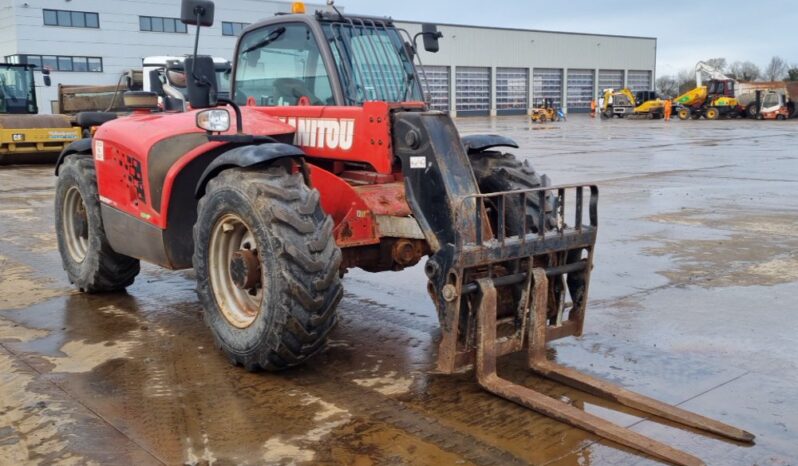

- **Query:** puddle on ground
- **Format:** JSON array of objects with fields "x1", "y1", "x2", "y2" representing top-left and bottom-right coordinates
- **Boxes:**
[
  {"x1": 0, "y1": 255, "x2": 63, "y2": 310},
  {"x1": 643, "y1": 208, "x2": 798, "y2": 287},
  {"x1": 0, "y1": 352, "x2": 88, "y2": 465}
]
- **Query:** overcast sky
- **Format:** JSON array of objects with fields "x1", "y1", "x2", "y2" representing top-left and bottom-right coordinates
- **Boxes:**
[{"x1": 337, "y1": 0, "x2": 798, "y2": 76}]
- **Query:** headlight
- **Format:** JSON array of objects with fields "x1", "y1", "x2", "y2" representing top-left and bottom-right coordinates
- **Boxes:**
[{"x1": 196, "y1": 109, "x2": 230, "y2": 133}]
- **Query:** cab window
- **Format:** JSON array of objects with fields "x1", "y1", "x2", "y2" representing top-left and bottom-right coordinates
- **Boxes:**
[{"x1": 234, "y1": 23, "x2": 334, "y2": 106}]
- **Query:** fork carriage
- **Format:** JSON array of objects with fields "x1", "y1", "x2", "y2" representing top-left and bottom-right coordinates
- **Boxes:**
[{"x1": 430, "y1": 184, "x2": 752, "y2": 466}]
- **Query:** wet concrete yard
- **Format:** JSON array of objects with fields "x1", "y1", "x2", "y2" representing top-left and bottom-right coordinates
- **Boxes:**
[{"x1": 1, "y1": 116, "x2": 797, "y2": 465}]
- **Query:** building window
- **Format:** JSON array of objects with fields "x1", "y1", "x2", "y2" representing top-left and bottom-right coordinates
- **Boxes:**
[
  {"x1": 43, "y1": 9, "x2": 99, "y2": 28},
  {"x1": 7, "y1": 55, "x2": 103, "y2": 73},
  {"x1": 222, "y1": 21, "x2": 249, "y2": 36},
  {"x1": 140, "y1": 16, "x2": 187, "y2": 33}
]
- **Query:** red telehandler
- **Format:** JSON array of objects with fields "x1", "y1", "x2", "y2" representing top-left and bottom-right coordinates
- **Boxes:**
[{"x1": 53, "y1": 2, "x2": 753, "y2": 464}]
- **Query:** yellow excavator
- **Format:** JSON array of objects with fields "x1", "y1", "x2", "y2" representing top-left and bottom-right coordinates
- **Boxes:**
[
  {"x1": 600, "y1": 88, "x2": 665, "y2": 119},
  {"x1": 0, "y1": 63, "x2": 81, "y2": 163}
]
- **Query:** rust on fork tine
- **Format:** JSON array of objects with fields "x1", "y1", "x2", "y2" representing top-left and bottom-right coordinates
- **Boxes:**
[
  {"x1": 475, "y1": 277, "x2": 705, "y2": 466},
  {"x1": 526, "y1": 269, "x2": 756, "y2": 444}
]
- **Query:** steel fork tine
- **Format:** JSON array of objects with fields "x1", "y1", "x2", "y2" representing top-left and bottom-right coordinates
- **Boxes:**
[
  {"x1": 474, "y1": 278, "x2": 705, "y2": 466},
  {"x1": 526, "y1": 269, "x2": 755, "y2": 444}
]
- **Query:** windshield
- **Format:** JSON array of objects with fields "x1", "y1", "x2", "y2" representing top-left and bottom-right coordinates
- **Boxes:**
[
  {"x1": 0, "y1": 66, "x2": 36, "y2": 114},
  {"x1": 321, "y1": 20, "x2": 423, "y2": 105},
  {"x1": 234, "y1": 23, "x2": 335, "y2": 106}
]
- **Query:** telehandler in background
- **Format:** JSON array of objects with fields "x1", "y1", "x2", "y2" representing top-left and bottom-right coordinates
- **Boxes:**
[
  {"x1": 0, "y1": 63, "x2": 81, "y2": 163},
  {"x1": 53, "y1": 2, "x2": 753, "y2": 464}
]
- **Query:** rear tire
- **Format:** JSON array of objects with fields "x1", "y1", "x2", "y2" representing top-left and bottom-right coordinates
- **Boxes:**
[
  {"x1": 55, "y1": 154, "x2": 140, "y2": 292},
  {"x1": 194, "y1": 166, "x2": 342, "y2": 371},
  {"x1": 705, "y1": 108, "x2": 720, "y2": 120}
]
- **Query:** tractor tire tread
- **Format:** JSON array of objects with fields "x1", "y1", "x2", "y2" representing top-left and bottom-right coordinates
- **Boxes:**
[
  {"x1": 468, "y1": 151, "x2": 554, "y2": 232},
  {"x1": 194, "y1": 167, "x2": 341, "y2": 372},
  {"x1": 56, "y1": 153, "x2": 140, "y2": 293}
]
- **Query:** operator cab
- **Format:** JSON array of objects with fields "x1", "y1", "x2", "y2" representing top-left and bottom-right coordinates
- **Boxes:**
[
  {"x1": 231, "y1": 8, "x2": 438, "y2": 108},
  {"x1": 0, "y1": 64, "x2": 46, "y2": 114},
  {"x1": 707, "y1": 79, "x2": 735, "y2": 97}
]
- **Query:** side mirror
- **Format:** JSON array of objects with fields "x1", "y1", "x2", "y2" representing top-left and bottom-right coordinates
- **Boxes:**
[
  {"x1": 149, "y1": 69, "x2": 165, "y2": 96},
  {"x1": 41, "y1": 68, "x2": 51, "y2": 87},
  {"x1": 421, "y1": 24, "x2": 442, "y2": 53},
  {"x1": 181, "y1": 0, "x2": 215, "y2": 26},
  {"x1": 185, "y1": 55, "x2": 218, "y2": 109}
]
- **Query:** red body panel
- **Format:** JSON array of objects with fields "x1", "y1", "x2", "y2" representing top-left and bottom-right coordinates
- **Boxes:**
[
  {"x1": 261, "y1": 101, "x2": 395, "y2": 174},
  {"x1": 93, "y1": 101, "x2": 420, "y2": 251},
  {"x1": 94, "y1": 108, "x2": 294, "y2": 228},
  {"x1": 307, "y1": 164, "x2": 380, "y2": 247}
]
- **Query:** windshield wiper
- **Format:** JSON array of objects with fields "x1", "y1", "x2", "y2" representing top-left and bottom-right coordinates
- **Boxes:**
[{"x1": 241, "y1": 27, "x2": 286, "y2": 55}]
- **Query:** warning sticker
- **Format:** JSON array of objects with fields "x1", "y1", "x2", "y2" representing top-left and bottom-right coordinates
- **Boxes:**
[
  {"x1": 95, "y1": 140, "x2": 104, "y2": 161},
  {"x1": 410, "y1": 156, "x2": 426, "y2": 169}
]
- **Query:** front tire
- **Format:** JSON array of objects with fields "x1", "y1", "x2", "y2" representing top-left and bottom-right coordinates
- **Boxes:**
[
  {"x1": 469, "y1": 151, "x2": 554, "y2": 234},
  {"x1": 55, "y1": 154, "x2": 140, "y2": 292},
  {"x1": 194, "y1": 166, "x2": 342, "y2": 371}
]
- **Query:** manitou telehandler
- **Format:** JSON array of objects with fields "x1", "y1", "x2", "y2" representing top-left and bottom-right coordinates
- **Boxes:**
[{"x1": 54, "y1": 2, "x2": 753, "y2": 464}]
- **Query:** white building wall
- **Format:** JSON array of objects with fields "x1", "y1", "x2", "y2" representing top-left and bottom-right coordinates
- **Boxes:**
[
  {"x1": 0, "y1": 0, "x2": 18, "y2": 59},
  {"x1": 397, "y1": 21, "x2": 657, "y2": 115},
  {"x1": 3, "y1": 0, "x2": 325, "y2": 112},
  {"x1": 1, "y1": 1, "x2": 657, "y2": 115}
]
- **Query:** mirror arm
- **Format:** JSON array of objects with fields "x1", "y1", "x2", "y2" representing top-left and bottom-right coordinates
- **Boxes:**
[
  {"x1": 217, "y1": 97, "x2": 243, "y2": 134},
  {"x1": 412, "y1": 31, "x2": 443, "y2": 52},
  {"x1": 193, "y1": 10, "x2": 203, "y2": 58}
]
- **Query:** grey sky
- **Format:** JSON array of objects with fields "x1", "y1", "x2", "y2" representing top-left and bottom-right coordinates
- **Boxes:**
[{"x1": 336, "y1": 0, "x2": 798, "y2": 77}]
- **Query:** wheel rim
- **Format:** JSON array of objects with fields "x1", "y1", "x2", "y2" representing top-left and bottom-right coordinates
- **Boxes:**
[
  {"x1": 208, "y1": 213, "x2": 263, "y2": 329},
  {"x1": 62, "y1": 186, "x2": 89, "y2": 263}
]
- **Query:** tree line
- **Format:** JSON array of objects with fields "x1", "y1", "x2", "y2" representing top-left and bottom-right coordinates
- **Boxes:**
[{"x1": 655, "y1": 57, "x2": 798, "y2": 98}]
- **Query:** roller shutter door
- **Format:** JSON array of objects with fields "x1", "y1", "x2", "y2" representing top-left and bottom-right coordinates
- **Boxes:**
[
  {"x1": 532, "y1": 68, "x2": 563, "y2": 108},
  {"x1": 598, "y1": 69, "x2": 623, "y2": 92},
  {"x1": 496, "y1": 67, "x2": 528, "y2": 115},
  {"x1": 567, "y1": 69, "x2": 595, "y2": 113},
  {"x1": 456, "y1": 66, "x2": 491, "y2": 116},
  {"x1": 628, "y1": 70, "x2": 653, "y2": 92},
  {"x1": 420, "y1": 65, "x2": 450, "y2": 112}
]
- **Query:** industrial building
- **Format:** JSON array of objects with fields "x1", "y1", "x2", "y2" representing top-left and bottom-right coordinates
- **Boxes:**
[
  {"x1": 0, "y1": 0, "x2": 656, "y2": 115},
  {"x1": 404, "y1": 22, "x2": 657, "y2": 115}
]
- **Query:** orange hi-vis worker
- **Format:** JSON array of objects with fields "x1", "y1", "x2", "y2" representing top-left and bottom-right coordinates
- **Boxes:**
[
  {"x1": 664, "y1": 99, "x2": 672, "y2": 121},
  {"x1": 590, "y1": 99, "x2": 597, "y2": 117}
]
